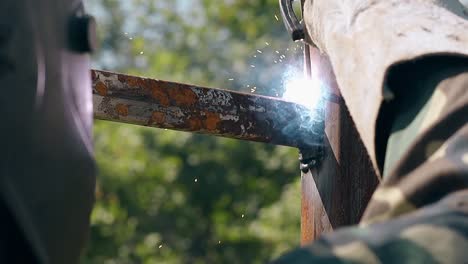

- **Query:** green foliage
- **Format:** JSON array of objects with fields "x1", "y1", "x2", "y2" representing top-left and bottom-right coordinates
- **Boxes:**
[{"x1": 83, "y1": 0, "x2": 302, "y2": 263}]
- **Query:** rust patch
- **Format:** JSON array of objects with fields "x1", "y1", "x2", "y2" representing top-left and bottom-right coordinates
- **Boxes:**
[
  {"x1": 151, "y1": 88, "x2": 170, "y2": 107},
  {"x1": 204, "y1": 112, "x2": 220, "y2": 130},
  {"x1": 115, "y1": 104, "x2": 129, "y2": 116},
  {"x1": 167, "y1": 86, "x2": 198, "y2": 107},
  {"x1": 150, "y1": 111, "x2": 166, "y2": 125},
  {"x1": 126, "y1": 76, "x2": 143, "y2": 87},
  {"x1": 187, "y1": 116, "x2": 203, "y2": 131},
  {"x1": 117, "y1": 74, "x2": 152, "y2": 90},
  {"x1": 117, "y1": 74, "x2": 139, "y2": 87},
  {"x1": 95, "y1": 81, "x2": 108, "y2": 96}
]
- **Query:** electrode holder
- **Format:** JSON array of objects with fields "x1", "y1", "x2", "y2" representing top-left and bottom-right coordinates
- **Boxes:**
[{"x1": 279, "y1": 0, "x2": 305, "y2": 41}]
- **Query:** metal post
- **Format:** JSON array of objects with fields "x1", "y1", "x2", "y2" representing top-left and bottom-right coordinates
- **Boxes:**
[{"x1": 300, "y1": 45, "x2": 379, "y2": 244}]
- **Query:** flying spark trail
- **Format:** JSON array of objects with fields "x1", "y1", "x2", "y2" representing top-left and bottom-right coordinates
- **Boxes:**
[{"x1": 275, "y1": 14, "x2": 279, "y2": 21}]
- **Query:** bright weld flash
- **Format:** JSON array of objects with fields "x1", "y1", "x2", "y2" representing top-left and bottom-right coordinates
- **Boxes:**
[{"x1": 283, "y1": 77, "x2": 323, "y2": 111}]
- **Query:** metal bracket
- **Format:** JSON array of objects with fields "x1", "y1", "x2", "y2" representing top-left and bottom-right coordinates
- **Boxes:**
[{"x1": 279, "y1": 0, "x2": 305, "y2": 41}]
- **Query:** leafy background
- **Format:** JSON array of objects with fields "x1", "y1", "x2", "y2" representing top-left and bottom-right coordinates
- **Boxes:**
[{"x1": 83, "y1": 0, "x2": 304, "y2": 263}]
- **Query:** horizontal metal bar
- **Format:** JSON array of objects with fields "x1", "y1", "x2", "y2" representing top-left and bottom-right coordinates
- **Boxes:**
[{"x1": 92, "y1": 70, "x2": 324, "y2": 149}]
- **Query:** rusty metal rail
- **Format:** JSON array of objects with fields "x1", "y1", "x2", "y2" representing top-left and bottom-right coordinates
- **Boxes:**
[{"x1": 92, "y1": 70, "x2": 324, "y2": 149}]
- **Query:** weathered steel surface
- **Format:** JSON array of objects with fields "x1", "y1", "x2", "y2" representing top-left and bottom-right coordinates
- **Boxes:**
[
  {"x1": 301, "y1": 167, "x2": 332, "y2": 244},
  {"x1": 300, "y1": 45, "x2": 379, "y2": 245},
  {"x1": 92, "y1": 70, "x2": 324, "y2": 149}
]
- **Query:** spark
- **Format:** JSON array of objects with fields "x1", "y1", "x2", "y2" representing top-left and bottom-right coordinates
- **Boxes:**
[
  {"x1": 159, "y1": 244, "x2": 163, "y2": 249},
  {"x1": 250, "y1": 65, "x2": 255, "y2": 68},
  {"x1": 274, "y1": 60, "x2": 278, "y2": 63},
  {"x1": 129, "y1": 37, "x2": 133, "y2": 40},
  {"x1": 241, "y1": 214, "x2": 245, "y2": 218},
  {"x1": 265, "y1": 42, "x2": 270, "y2": 46},
  {"x1": 253, "y1": 55, "x2": 257, "y2": 58},
  {"x1": 275, "y1": 50, "x2": 280, "y2": 54},
  {"x1": 218, "y1": 241, "x2": 221, "y2": 244},
  {"x1": 257, "y1": 50, "x2": 262, "y2": 54},
  {"x1": 140, "y1": 51, "x2": 144, "y2": 55},
  {"x1": 194, "y1": 179, "x2": 198, "y2": 182},
  {"x1": 275, "y1": 14, "x2": 279, "y2": 21},
  {"x1": 228, "y1": 78, "x2": 234, "y2": 81}
]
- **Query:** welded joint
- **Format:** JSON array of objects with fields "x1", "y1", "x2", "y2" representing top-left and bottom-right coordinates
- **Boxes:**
[{"x1": 299, "y1": 146, "x2": 323, "y2": 173}]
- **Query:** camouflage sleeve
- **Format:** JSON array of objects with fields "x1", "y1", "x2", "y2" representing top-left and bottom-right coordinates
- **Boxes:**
[{"x1": 272, "y1": 56, "x2": 468, "y2": 263}]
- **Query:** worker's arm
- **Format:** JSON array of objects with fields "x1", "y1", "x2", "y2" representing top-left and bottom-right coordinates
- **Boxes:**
[
  {"x1": 303, "y1": 0, "x2": 468, "y2": 173},
  {"x1": 273, "y1": 1, "x2": 468, "y2": 262},
  {"x1": 273, "y1": 55, "x2": 468, "y2": 263},
  {"x1": 273, "y1": 190, "x2": 468, "y2": 264}
]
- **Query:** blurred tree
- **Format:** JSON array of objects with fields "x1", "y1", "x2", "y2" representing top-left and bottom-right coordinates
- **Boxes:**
[{"x1": 83, "y1": 0, "x2": 303, "y2": 263}]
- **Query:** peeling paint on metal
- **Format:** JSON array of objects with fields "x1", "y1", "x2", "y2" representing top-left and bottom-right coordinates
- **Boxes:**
[{"x1": 219, "y1": 114, "x2": 240, "y2": 122}]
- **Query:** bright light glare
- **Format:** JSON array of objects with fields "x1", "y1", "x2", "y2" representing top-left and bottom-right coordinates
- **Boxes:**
[{"x1": 283, "y1": 77, "x2": 323, "y2": 110}]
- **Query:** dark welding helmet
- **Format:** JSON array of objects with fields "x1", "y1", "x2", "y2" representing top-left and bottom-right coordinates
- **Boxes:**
[{"x1": 0, "y1": 0, "x2": 96, "y2": 263}]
